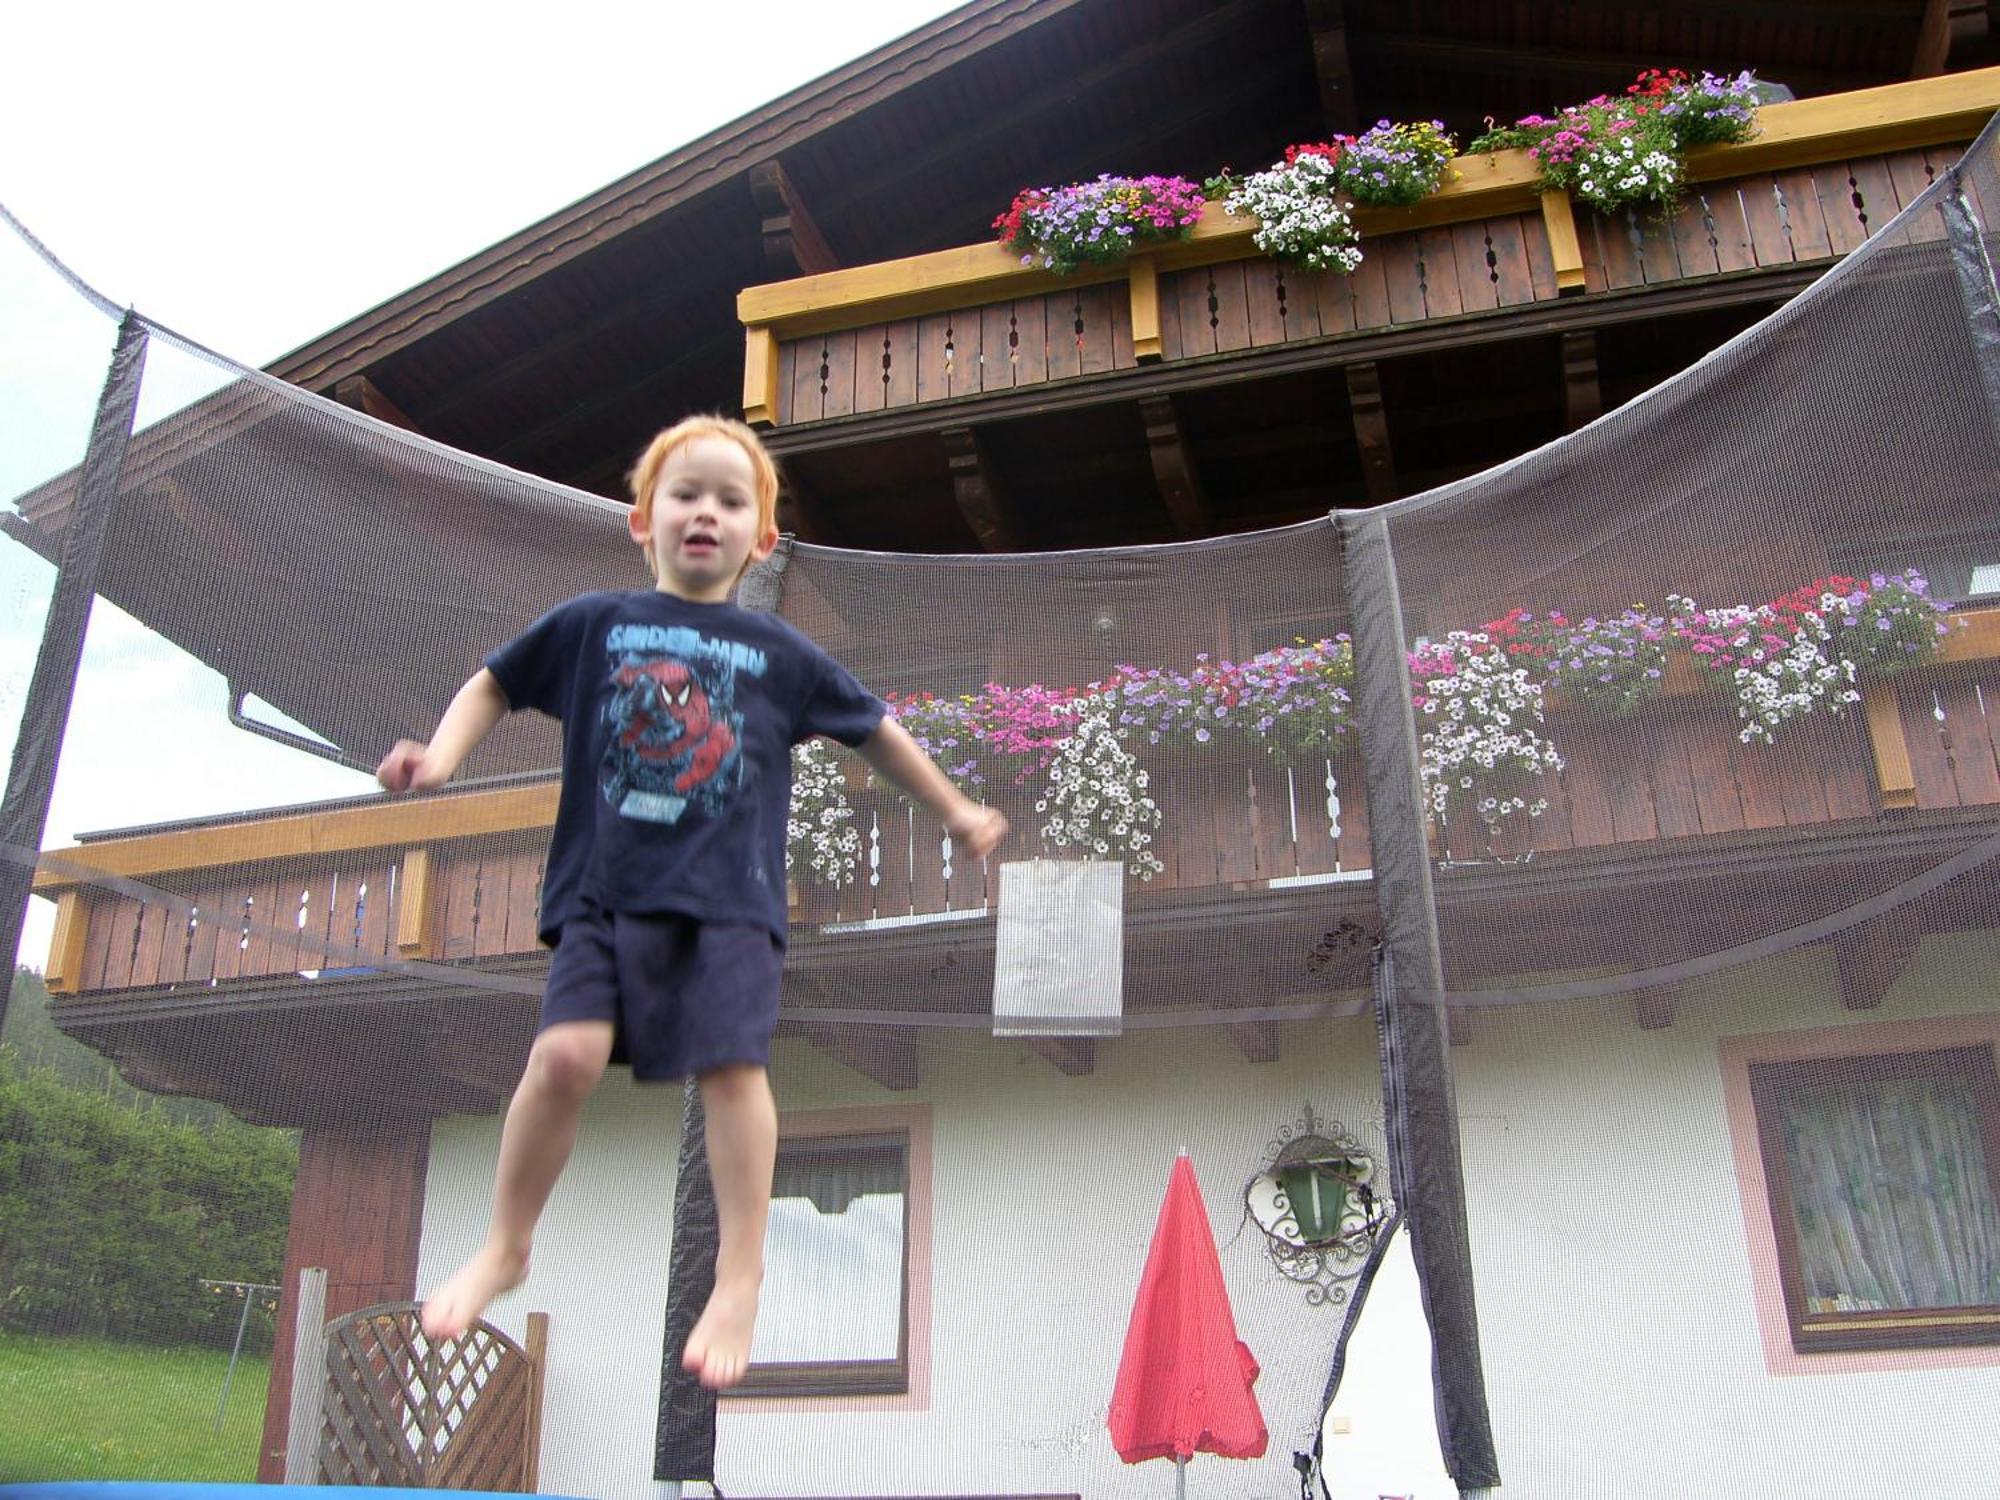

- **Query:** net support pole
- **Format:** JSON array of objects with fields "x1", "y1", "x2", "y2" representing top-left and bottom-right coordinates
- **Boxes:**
[
  {"x1": 1337, "y1": 508, "x2": 1500, "y2": 1494},
  {"x1": 0, "y1": 310, "x2": 146, "y2": 1023},
  {"x1": 653, "y1": 539, "x2": 793, "y2": 1484},
  {"x1": 1943, "y1": 154, "x2": 2000, "y2": 430}
]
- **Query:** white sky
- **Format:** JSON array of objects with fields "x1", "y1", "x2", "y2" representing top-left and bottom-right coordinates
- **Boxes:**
[{"x1": 0, "y1": 0, "x2": 965, "y2": 967}]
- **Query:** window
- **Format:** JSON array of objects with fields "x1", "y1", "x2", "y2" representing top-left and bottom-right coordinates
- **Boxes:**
[
  {"x1": 732, "y1": 1128, "x2": 912, "y2": 1397},
  {"x1": 1747, "y1": 1045, "x2": 2000, "y2": 1353}
]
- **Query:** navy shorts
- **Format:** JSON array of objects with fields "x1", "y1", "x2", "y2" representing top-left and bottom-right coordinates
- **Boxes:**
[{"x1": 538, "y1": 904, "x2": 784, "y2": 1081}]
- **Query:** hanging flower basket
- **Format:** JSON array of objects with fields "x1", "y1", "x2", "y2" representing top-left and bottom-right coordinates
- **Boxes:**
[{"x1": 992, "y1": 174, "x2": 1206, "y2": 275}]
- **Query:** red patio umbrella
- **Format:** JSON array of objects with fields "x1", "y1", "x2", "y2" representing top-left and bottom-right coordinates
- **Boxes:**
[{"x1": 1108, "y1": 1153, "x2": 1267, "y2": 1497}]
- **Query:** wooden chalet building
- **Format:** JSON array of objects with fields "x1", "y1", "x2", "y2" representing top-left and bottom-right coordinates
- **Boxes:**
[{"x1": 18, "y1": 2, "x2": 2000, "y2": 1495}]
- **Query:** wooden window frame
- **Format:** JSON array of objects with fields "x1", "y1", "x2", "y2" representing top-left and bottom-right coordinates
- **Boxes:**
[
  {"x1": 1747, "y1": 1043, "x2": 2000, "y2": 1354},
  {"x1": 727, "y1": 1128, "x2": 912, "y2": 1398}
]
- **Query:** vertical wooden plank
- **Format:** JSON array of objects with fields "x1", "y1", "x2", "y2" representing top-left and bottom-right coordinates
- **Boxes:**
[
  {"x1": 1730, "y1": 741, "x2": 1792, "y2": 831},
  {"x1": 1269, "y1": 264, "x2": 1316, "y2": 341},
  {"x1": 472, "y1": 849, "x2": 515, "y2": 958},
  {"x1": 883, "y1": 319, "x2": 919, "y2": 410},
  {"x1": 1644, "y1": 713, "x2": 1704, "y2": 841},
  {"x1": 914, "y1": 314, "x2": 953, "y2": 405},
  {"x1": 79, "y1": 889, "x2": 116, "y2": 990},
  {"x1": 1330, "y1": 752, "x2": 1373, "y2": 873},
  {"x1": 978, "y1": 304, "x2": 1017, "y2": 392},
  {"x1": 153, "y1": 894, "x2": 194, "y2": 986},
  {"x1": 350, "y1": 864, "x2": 391, "y2": 961},
  {"x1": 1883, "y1": 148, "x2": 1939, "y2": 210},
  {"x1": 1482, "y1": 216, "x2": 1536, "y2": 307},
  {"x1": 1591, "y1": 209, "x2": 1646, "y2": 290},
  {"x1": 1938, "y1": 675, "x2": 2000, "y2": 806},
  {"x1": 1155, "y1": 274, "x2": 1187, "y2": 360},
  {"x1": 236, "y1": 874, "x2": 283, "y2": 979},
  {"x1": 1847, "y1": 155, "x2": 1900, "y2": 241},
  {"x1": 773, "y1": 338, "x2": 796, "y2": 427},
  {"x1": 97, "y1": 899, "x2": 143, "y2": 989},
  {"x1": 436, "y1": 853, "x2": 482, "y2": 961},
  {"x1": 1376, "y1": 234, "x2": 1427, "y2": 324},
  {"x1": 1415, "y1": 227, "x2": 1463, "y2": 318},
  {"x1": 1522, "y1": 211, "x2": 1561, "y2": 300},
  {"x1": 1562, "y1": 729, "x2": 1619, "y2": 848},
  {"x1": 789, "y1": 335, "x2": 825, "y2": 425},
  {"x1": 1450, "y1": 220, "x2": 1501, "y2": 313},
  {"x1": 1284, "y1": 757, "x2": 1333, "y2": 876},
  {"x1": 183, "y1": 880, "x2": 224, "y2": 986},
  {"x1": 1775, "y1": 167, "x2": 1834, "y2": 260},
  {"x1": 1633, "y1": 206, "x2": 1685, "y2": 285},
  {"x1": 849, "y1": 324, "x2": 888, "y2": 412},
  {"x1": 1602, "y1": 728, "x2": 1660, "y2": 844},
  {"x1": 1205, "y1": 263, "x2": 1252, "y2": 353},
  {"x1": 1527, "y1": 761, "x2": 1574, "y2": 854},
  {"x1": 1738, "y1": 175, "x2": 1792, "y2": 265},
  {"x1": 124, "y1": 897, "x2": 169, "y2": 988},
  {"x1": 1012, "y1": 298, "x2": 1050, "y2": 386},
  {"x1": 1050, "y1": 287, "x2": 1089, "y2": 377},
  {"x1": 1244, "y1": 261, "x2": 1288, "y2": 346},
  {"x1": 1774, "y1": 734, "x2": 1833, "y2": 829},
  {"x1": 498, "y1": 852, "x2": 543, "y2": 955},
  {"x1": 1213, "y1": 761, "x2": 1260, "y2": 884},
  {"x1": 1309, "y1": 265, "x2": 1359, "y2": 336},
  {"x1": 1898, "y1": 681, "x2": 1959, "y2": 809},
  {"x1": 1703, "y1": 185, "x2": 1759, "y2": 272},
  {"x1": 1670, "y1": 195, "x2": 1724, "y2": 279},
  {"x1": 1686, "y1": 717, "x2": 1748, "y2": 833},
  {"x1": 819, "y1": 330, "x2": 858, "y2": 419},
  {"x1": 1814, "y1": 162, "x2": 1870, "y2": 255},
  {"x1": 1816, "y1": 712, "x2": 1880, "y2": 822}
]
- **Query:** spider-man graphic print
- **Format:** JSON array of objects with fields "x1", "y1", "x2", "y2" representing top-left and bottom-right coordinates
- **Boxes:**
[{"x1": 599, "y1": 622, "x2": 767, "y2": 824}]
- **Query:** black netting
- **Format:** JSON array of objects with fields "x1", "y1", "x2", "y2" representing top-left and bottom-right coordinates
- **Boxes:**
[{"x1": 2, "y1": 110, "x2": 1999, "y2": 1500}]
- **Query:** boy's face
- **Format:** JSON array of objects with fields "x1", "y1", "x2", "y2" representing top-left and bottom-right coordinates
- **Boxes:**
[{"x1": 632, "y1": 435, "x2": 778, "y2": 602}]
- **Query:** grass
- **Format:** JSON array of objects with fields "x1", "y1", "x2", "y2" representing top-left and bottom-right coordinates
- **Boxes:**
[{"x1": 0, "y1": 1330, "x2": 271, "y2": 1482}]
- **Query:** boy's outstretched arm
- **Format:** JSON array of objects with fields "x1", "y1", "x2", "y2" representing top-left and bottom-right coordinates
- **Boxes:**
[
  {"x1": 856, "y1": 717, "x2": 1007, "y2": 859},
  {"x1": 377, "y1": 668, "x2": 510, "y2": 793}
]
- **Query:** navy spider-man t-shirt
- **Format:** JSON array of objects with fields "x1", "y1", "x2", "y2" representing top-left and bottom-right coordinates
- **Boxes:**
[{"x1": 485, "y1": 589, "x2": 885, "y2": 948}]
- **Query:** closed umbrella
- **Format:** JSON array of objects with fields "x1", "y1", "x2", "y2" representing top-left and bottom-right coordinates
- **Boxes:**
[{"x1": 1108, "y1": 1153, "x2": 1267, "y2": 1498}]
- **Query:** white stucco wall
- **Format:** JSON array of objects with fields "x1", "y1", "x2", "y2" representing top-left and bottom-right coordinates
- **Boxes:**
[{"x1": 420, "y1": 930, "x2": 2000, "y2": 1500}]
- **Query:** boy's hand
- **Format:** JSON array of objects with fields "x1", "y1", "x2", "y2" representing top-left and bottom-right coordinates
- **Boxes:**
[
  {"x1": 947, "y1": 802, "x2": 1008, "y2": 860},
  {"x1": 377, "y1": 739, "x2": 445, "y2": 794}
]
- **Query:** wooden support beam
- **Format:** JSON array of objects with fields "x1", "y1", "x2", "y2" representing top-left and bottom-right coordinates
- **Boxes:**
[
  {"x1": 522, "y1": 1312, "x2": 549, "y2": 1493},
  {"x1": 749, "y1": 159, "x2": 839, "y2": 278},
  {"x1": 1344, "y1": 361, "x2": 1398, "y2": 505},
  {"x1": 1561, "y1": 330, "x2": 1603, "y2": 431},
  {"x1": 1027, "y1": 1037, "x2": 1096, "y2": 1075},
  {"x1": 1915, "y1": 0, "x2": 1955, "y2": 76},
  {"x1": 46, "y1": 889, "x2": 90, "y2": 995},
  {"x1": 1303, "y1": 0, "x2": 1361, "y2": 134},
  {"x1": 1540, "y1": 190, "x2": 1588, "y2": 295},
  {"x1": 1137, "y1": 394, "x2": 1210, "y2": 537},
  {"x1": 1129, "y1": 256, "x2": 1163, "y2": 363},
  {"x1": 1862, "y1": 682, "x2": 1918, "y2": 811},
  {"x1": 1228, "y1": 1020, "x2": 1281, "y2": 1063},
  {"x1": 743, "y1": 326, "x2": 782, "y2": 428},
  {"x1": 1634, "y1": 986, "x2": 1678, "y2": 1030},
  {"x1": 332, "y1": 375, "x2": 423, "y2": 434},
  {"x1": 395, "y1": 846, "x2": 435, "y2": 958},
  {"x1": 805, "y1": 1026, "x2": 920, "y2": 1090},
  {"x1": 1831, "y1": 923, "x2": 1919, "y2": 1011},
  {"x1": 940, "y1": 426, "x2": 1024, "y2": 551}
]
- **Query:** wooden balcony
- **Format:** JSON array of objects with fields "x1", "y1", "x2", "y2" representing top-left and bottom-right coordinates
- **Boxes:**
[
  {"x1": 738, "y1": 70, "x2": 2000, "y2": 430},
  {"x1": 36, "y1": 609, "x2": 2000, "y2": 995}
]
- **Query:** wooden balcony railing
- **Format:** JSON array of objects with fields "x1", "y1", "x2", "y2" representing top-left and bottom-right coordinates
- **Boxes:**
[
  {"x1": 737, "y1": 69, "x2": 2000, "y2": 427},
  {"x1": 33, "y1": 609, "x2": 2000, "y2": 999}
]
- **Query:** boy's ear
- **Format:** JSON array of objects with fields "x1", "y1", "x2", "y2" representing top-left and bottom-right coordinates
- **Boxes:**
[
  {"x1": 626, "y1": 506, "x2": 650, "y2": 546},
  {"x1": 750, "y1": 523, "x2": 781, "y2": 562}
]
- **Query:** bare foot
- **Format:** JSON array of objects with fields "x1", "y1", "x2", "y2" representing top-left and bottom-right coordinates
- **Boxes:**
[
  {"x1": 421, "y1": 1242, "x2": 529, "y2": 1341},
  {"x1": 681, "y1": 1278, "x2": 761, "y2": 1390}
]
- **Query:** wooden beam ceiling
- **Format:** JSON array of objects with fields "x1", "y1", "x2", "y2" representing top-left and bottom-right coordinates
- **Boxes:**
[
  {"x1": 751, "y1": 158, "x2": 841, "y2": 277},
  {"x1": 1304, "y1": 0, "x2": 1361, "y2": 134}
]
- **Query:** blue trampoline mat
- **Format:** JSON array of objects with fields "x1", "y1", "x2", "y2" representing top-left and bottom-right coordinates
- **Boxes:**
[{"x1": 0, "y1": 1487, "x2": 584, "y2": 1499}]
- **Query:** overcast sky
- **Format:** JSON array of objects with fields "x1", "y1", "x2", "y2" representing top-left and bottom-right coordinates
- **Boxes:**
[{"x1": 0, "y1": 0, "x2": 964, "y2": 969}]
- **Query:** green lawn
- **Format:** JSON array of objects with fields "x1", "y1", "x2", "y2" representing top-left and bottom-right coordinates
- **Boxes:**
[{"x1": 0, "y1": 1331, "x2": 270, "y2": 1482}]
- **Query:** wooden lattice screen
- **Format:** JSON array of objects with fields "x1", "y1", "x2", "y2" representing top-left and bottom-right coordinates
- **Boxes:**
[{"x1": 319, "y1": 1301, "x2": 546, "y2": 1490}]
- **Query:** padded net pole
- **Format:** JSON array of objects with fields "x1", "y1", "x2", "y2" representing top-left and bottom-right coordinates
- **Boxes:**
[
  {"x1": 1338, "y1": 509, "x2": 1500, "y2": 1494},
  {"x1": 0, "y1": 309, "x2": 146, "y2": 1021}
]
